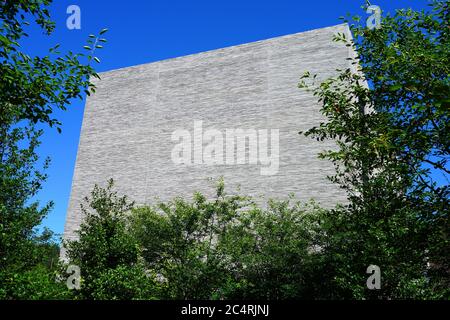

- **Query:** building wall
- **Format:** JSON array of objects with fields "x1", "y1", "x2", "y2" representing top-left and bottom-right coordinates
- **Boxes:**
[{"x1": 63, "y1": 23, "x2": 353, "y2": 246}]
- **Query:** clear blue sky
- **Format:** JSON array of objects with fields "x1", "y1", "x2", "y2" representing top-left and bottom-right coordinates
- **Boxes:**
[{"x1": 25, "y1": 0, "x2": 431, "y2": 237}]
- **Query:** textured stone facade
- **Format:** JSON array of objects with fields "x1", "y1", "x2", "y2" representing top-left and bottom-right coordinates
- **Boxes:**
[{"x1": 63, "y1": 23, "x2": 354, "y2": 247}]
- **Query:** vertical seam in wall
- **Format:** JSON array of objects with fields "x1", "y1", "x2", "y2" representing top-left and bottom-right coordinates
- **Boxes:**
[
  {"x1": 143, "y1": 63, "x2": 161, "y2": 204},
  {"x1": 264, "y1": 42, "x2": 275, "y2": 195}
]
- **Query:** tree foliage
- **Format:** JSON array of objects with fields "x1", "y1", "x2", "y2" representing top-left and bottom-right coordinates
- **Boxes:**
[
  {"x1": 64, "y1": 180, "x2": 163, "y2": 300},
  {"x1": 0, "y1": 0, "x2": 105, "y2": 299},
  {"x1": 0, "y1": 0, "x2": 104, "y2": 129},
  {"x1": 298, "y1": 0, "x2": 449, "y2": 298},
  {"x1": 66, "y1": 180, "x2": 325, "y2": 300}
]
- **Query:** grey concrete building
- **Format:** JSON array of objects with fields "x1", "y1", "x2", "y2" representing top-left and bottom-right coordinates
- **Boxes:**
[{"x1": 63, "y1": 23, "x2": 354, "y2": 247}]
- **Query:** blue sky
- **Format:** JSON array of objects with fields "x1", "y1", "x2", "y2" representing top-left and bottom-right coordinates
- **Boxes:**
[{"x1": 24, "y1": 0, "x2": 431, "y2": 237}]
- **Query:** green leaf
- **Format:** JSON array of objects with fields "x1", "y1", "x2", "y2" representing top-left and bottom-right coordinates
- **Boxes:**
[
  {"x1": 0, "y1": 34, "x2": 11, "y2": 45},
  {"x1": 389, "y1": 84, "x2": 402, "y2": 91}
]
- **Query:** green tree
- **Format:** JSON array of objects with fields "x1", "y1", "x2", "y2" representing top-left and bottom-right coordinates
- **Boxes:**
[
  {"x1": 65, "y1": 180, "x2": 162, "y2": 300},
  {"x1": 129, "y1": 179, "x2": 251, "y2": 299},
  {"x1": 219, "y1": 199, "x2": 322, "y2": 299},
  {"x1": 130, "y1": 180, "x2": 323, "y2": 300},
  {"x1": 0, "y1": 0, "x2": 106, "y2": 299},
  {"x1": 0, "y1": 0, "x2": 105, "y2": 129},
  {"x1": 299, "y1": 0, "x2": 449, "y2": 299}
]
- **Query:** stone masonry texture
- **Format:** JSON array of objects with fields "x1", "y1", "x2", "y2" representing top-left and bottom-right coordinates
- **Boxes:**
[{"x1": 62, "y1": 24, "x2": 354, "y2": 248}]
